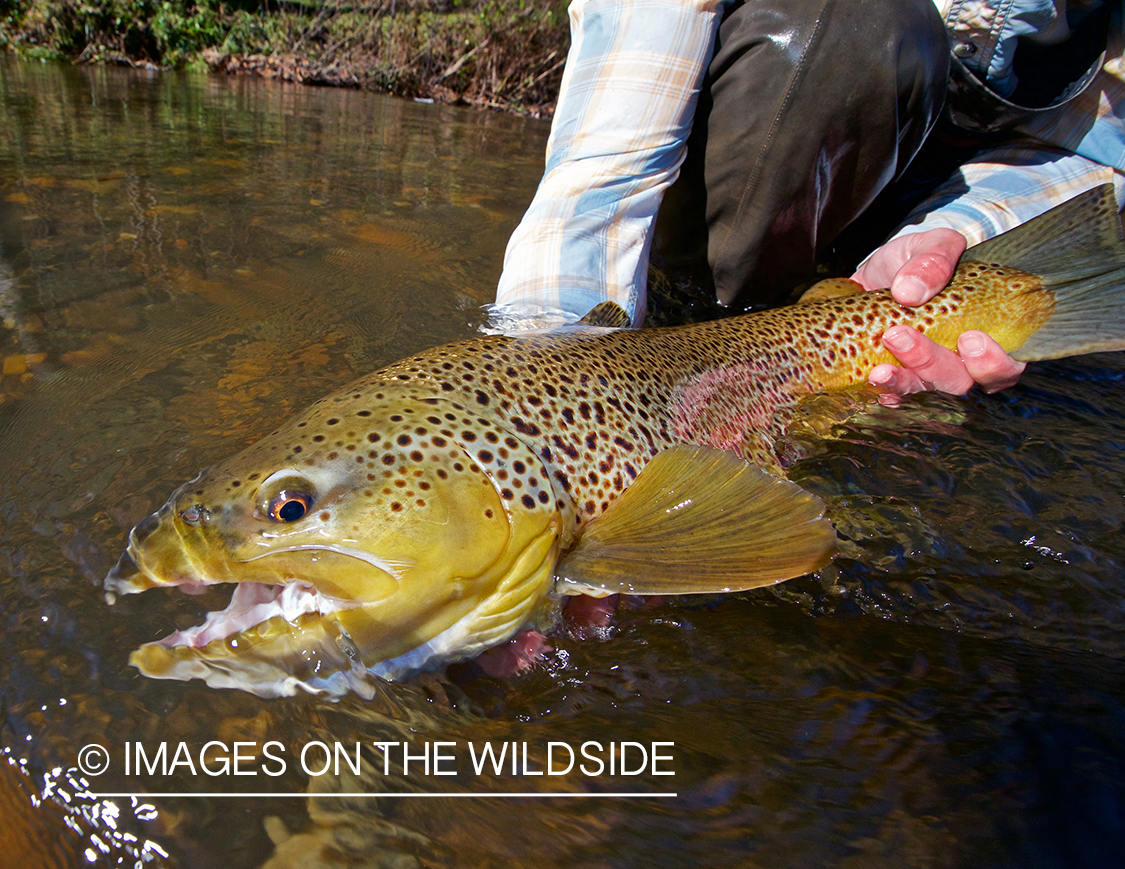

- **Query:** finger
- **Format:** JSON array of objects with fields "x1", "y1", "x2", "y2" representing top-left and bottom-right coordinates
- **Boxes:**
[
  {"x1": 881, "y1": 325, "x2": 975, "y2": 394},
  {"x1": 564, "y1": 593, "x2": 619, "y2": 640},
  {"x1": 889, "y1": 229, "x2": 966, "y2": 306},
  {"x1": 868, "y1": 361, "x2": 929, "y2": 395},
  {"x1": 851, "y1": 229, "x2": 966, "y2": 299},
  {"x1": 958, "y1": 331, "x2": 1027, "y2": 393}
]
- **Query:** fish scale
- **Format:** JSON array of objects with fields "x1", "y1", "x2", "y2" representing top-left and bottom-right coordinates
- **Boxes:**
[{"x1": 103, "y1": 186, "x2": 1125, "y2": 698}]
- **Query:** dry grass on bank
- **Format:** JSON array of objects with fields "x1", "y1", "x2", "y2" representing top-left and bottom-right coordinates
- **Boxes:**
[{"x1": 0, "y1": 1, "x2": 571, "y2": 116}]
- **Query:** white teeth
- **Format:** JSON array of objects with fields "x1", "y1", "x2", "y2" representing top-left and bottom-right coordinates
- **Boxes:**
[{"x1": 160, "y1": 581, "x2": 353, "y2": 649}]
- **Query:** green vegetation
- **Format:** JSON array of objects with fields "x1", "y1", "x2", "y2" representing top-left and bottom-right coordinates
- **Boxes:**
[{"x1": 0, "y1": 1, "x2": 570, "y2": 114}]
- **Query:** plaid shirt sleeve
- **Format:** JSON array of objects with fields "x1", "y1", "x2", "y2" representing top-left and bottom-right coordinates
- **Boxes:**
[
  {"x1": 488, "y1": 0, "x2": 728, "y2": 332},
  {"x1": 888, "y1": 4, "x2": 1125, "y2": 245}
]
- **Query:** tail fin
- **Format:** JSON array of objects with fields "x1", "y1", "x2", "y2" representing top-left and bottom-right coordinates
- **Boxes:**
[{"x1": 967, "y1": 184, "x2": 1125, "y2": 361}]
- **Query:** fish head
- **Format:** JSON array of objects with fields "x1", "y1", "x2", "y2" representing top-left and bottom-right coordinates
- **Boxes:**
[{"x1": 105, "y1": 387, "x2": 562, "y2": 697}]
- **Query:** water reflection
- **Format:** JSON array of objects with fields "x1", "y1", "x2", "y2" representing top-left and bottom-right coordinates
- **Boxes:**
[{"x1": 1, "y1": 58, "x2": 1124, "y2": 868}]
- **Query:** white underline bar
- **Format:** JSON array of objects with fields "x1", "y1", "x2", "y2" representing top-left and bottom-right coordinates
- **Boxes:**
[{"x1": 92, "y1": 792, "x2": 677, "y2": 799}]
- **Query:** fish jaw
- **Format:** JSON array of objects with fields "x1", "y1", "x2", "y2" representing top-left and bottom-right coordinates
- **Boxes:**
[
  {"x1": 127, "y1": 582, "x2": 377, "y2": 699},
  {"x1": 121, "y1": 514, "x2": 562, "y2": 698},
  {"x1": 104, "y1": 489, "x2": 244, "y2": 597}
]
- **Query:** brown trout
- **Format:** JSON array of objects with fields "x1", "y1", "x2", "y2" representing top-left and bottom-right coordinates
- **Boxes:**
[{"x1": 105, "y1": 186, "x2": 1125, "y2": 698}]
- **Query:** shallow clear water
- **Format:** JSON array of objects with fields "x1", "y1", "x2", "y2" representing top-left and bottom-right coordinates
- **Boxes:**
[{"x1": 2, "y1": 58, "x2": 1124, "y2": 869}]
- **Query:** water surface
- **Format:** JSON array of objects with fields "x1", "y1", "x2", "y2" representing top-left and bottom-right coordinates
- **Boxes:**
[{"x1": 1, "y1": 58, "x2": 1124, "y2": 869}]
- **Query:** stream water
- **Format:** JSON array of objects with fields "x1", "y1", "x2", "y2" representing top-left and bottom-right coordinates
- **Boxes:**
[{"x1": 1, "y1": 58, "x2": 1124, "y2": 868}]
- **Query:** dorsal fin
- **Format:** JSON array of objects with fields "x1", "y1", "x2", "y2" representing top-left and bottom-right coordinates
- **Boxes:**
[
  {"x1": 578, "y1": 301, "x2": 633, "y2": 329},
  {"x1": 797, "y1": 278, "x2": 867, "y2": 304},
  {"x1": 554, "y1": 445, "x2": 837, "y2": 596}
]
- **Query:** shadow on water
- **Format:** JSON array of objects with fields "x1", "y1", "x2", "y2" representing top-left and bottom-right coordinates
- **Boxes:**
[{"x1": 1, "y1": 58, "x2": 1124, "y2": 868}]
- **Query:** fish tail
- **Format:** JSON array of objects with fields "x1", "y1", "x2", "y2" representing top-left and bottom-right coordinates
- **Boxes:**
[{"x1": 971, "y1": 184, "x2": 1125, "y2": 362}]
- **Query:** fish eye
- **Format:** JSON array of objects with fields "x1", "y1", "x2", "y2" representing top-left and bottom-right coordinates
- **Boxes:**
[{"x1": 268, "y1": 491, "x2": 314, "y2": 523}]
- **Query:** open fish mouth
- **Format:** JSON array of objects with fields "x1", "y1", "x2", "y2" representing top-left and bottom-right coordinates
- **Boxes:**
[
  {"x1": 112, "y1": 548, "x2": 383, "y2": 698},
  {"x1": 104, "y1": 539, "x2": 376, "y2": 653},
  {"x1": 155, "y1": 580, "x2": 360, "y2": 650}
]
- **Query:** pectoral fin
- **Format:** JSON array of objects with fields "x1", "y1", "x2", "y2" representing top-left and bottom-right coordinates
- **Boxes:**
[{"x1": 554, "y1": 445, "x2": 837, "y2": 596}]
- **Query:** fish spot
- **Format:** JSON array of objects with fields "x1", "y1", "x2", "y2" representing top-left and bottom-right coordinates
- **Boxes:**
[
  {"x1": 391, "y1": 502, "x2": 403, "y2": 512},
  {"x1": 319, "y1": 511, "x2": 330, "y2": 521},
  {"x1": 397, "y1": 434, "x2": 413, "y2": 446}
]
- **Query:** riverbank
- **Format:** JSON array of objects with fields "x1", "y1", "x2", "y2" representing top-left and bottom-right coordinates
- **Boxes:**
[{"x1": 0, "y1": 0, "x2": 569, "y2": 116}]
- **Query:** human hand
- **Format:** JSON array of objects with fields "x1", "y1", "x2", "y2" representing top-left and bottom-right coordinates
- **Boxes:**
[{"x1": 852, "y1": 229, "x2": 1026, "y2": 396}]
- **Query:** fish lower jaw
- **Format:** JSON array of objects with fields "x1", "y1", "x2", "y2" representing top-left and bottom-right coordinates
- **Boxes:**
[{"x1": 159, "y1": 580, "x2": 356, "y2": 650}]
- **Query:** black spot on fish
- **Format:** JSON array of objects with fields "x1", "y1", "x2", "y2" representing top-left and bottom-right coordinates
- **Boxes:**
[{"x1": 512, "y1": 417, "x2": 541, "y2": 437}]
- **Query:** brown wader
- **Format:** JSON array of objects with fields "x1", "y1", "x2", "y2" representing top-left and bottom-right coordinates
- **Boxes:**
[
  {"x1": 653, "y1": 0, "x2": 950, "y2": 309},
  {"x1": 653, "y1": 0, "x2": 1115, "y2": 312}
]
